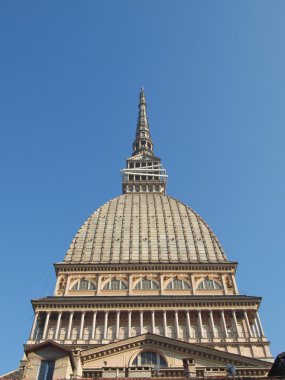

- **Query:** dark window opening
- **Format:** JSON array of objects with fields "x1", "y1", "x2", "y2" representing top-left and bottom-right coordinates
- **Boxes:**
[
  {"x1": 132, "y1": 352, "x2": 166, "y2": 368},
  {"x1": 38, "y1": 361, "x2": 55, "y2": 380}
]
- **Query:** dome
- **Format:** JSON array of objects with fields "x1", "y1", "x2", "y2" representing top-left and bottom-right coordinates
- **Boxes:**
[{"x1": 64, "y1": 193, "x2": 227, "y2": 264}]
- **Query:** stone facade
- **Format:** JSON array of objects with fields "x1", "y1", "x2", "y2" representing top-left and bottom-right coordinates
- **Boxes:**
[{"x1": 11, "y1": 89, "x2": 273, "y2": 379}]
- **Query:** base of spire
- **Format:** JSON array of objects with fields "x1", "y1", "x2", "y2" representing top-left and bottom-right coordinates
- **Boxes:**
[{"x1": 121, "y1": 155, "x2": 167, "y2": 194}]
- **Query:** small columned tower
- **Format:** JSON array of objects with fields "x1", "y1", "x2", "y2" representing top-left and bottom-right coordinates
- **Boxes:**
[{"x1": 121, "y1": 87, "x2": 167, "y2": 194}]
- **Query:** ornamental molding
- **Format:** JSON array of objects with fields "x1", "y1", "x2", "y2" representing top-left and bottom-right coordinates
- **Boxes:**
[
  {"x1": 79, "y1": 333, "x2": 271, "y2": 368},
  {"x1": 54, "y1": 262, "x2": 238, "y2": 274},
  {"x1": 32, "y1": 296, "x2": 261, "y2": 311},
  {"x1": 226, "y1": 275, "x2": 234, "y2": 288},
  {"x1": 25, "y1": 339, "x2": 270, "y2": 354},
  {"x1": 57, "y1": 276, "x2": 67, "y2": 295}
]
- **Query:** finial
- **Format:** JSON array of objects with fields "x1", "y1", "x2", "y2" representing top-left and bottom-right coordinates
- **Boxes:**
[
  {"x1": 139, "y1": 86, "x2": 146, "y2": 105},
  {"x1": 133, "y1": 87, "x2": 153, "y2": 155}
]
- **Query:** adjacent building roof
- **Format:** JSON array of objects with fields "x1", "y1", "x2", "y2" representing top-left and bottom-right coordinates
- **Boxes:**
[
  {"x1": 64, "y1": 193, "x2": 227, "y2": 264},
  {"x1": 0, "y1": 368, "x2": 23, "y2": 380}
]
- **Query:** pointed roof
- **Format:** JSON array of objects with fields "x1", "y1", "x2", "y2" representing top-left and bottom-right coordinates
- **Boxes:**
[
  {"x1": 24, "y1": 340, "x2": 75, "y2": 369},
  {"x1": 136, "y1": 87, "x2": 149, "y2": 134},
  {"x1": 0, "y1": 368, "x2": 24, "y2": 380},
  {"x1": 132, "y1": 87, "x2": 154, "y2": 156}
]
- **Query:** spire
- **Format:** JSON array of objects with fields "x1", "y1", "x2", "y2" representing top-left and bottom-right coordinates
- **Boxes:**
[
  {"x1": 132, "y1": 87, "x2": 154, "y2": 156},
  {"x1": 120, "y1": 88, "x2": 168, "y2": 194}
]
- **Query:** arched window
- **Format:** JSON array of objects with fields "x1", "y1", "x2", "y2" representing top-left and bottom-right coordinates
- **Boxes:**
[
  {"x1": 197, "y1": 278, "x2": 222, "y2": 290},
  {"x1": 103, "y1": 278, "x2": 128, "y2": 290},
  {"x1": 135, "y1": 279, "x2": 159, "y2": 290},
  {"x1": 132, "y1": 351, "x2": 166, "y2": 368},
  {"x1": 166, "y1": 278, "x2": 191, "y2": 290},
  {"x1": 71, "y1": 279, "x2": 96, "y2": 291}
]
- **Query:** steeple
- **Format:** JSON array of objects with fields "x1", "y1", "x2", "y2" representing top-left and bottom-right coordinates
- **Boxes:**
[
  {"x1": 121, "y1": 88, "x2": 167, "y2": 194},
  {"x1": 132, "y1": 87, "x2": 154, "y2": 156}
]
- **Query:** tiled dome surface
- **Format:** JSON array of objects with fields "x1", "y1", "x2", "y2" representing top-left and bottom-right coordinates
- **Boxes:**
[{"x1": 64, "y1": 194, "x2": 227, "y2": 264}]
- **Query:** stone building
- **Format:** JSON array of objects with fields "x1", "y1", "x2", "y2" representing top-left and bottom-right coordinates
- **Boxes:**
[{"x1": 6, "y1": 89, "x2": 274, "y2": 379}]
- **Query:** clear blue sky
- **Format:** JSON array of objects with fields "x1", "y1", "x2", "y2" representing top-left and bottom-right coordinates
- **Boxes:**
[{"x1": 0, "y1": 0, "x2": 284, "y2": 374}]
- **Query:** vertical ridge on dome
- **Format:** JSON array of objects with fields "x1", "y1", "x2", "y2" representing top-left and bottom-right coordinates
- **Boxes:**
[{"x1": 64, "y1": 194, "x2": 228, "y2": 264}]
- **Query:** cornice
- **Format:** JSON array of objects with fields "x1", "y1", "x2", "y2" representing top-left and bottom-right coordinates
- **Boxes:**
[
  {"x1": 80, "y1": 333, "x2": 271, "y2": 368},
  {"x1": 31, "y1": 294, "x2": 261, "y2": 311},
  {"x1": 54, "y1": 262, "x2": 238, "y2": 274},
  {"x1": 24, "y1": 340, "x2": 270, "y2": 352}
]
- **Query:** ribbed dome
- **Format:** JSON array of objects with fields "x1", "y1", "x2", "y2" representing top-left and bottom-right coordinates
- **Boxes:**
[{"x1": 64, "y1": 194, "x2": 227, "y2": 264}]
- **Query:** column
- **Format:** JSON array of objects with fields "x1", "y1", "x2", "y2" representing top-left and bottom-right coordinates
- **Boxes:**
[
  {"x1": 232, "y1": 311, "x2": 239, "y2": 338},
  {"x1": 209, "y1": 311, "x2": 216, "y2": 338},
  {"x1": 67, "y1": 312, "x2": 74, "y2": 340},
  {"x1": 115, "y1": 311, "x2": 120, "y2": 339},
  {"x1": 55, "y1": 312, "x2": 62, "y2": 340},
  {"x1": 160, "y1": 275, "x2": 164, "y2": 295},
  {"x1": 186, "y1": 311, "x2": 191, "y2": 339},
  {"x1": 30, "y1": 312, "x2": 39, "y2": 340},
  {"x1": 190, "y1": 274, "x2": 196, "y2": 295},
  {"x1": 128, "y1": 275, "x2": 133, "y2": 296},
  {"x1": 140, "y1": 311, "x2": 144, "y2": 334},
  {"x1": 254, "y1": 318, "x2": 260, "y2": 337},
  {"x1": 64, "y1": 277, "x2": 71, "y2": 296},
  {"x1": 91, "y1": 311, "x2": 97, "y2": 340},
  {"x1": 42, "y1": 311, "x2": 51, "y2": 340},
  {"x1": 244, "y1": 311, "x2": 252, "y2": 338},
  {"x1": 128, "y1": 311, "x2": 132, "y2": 338},
  {"x1": 221, "y1": 311, "x2": 228, "y2": 338},
  {"x1": 97, "y1": 275, "x2": 102, "y2": 295},
  {"x1": 174, "y1": 311, "x2": 180, "y2": 339},
  {"x1": 163, "y1": 311, "x2": 167, "y2": 337},
  {"x1": 151, "y1": 311, "x2": 155, "y2": 334},
  {"x1": 231, "y1": 275, "x2": 239, "y2": 294},
  {"x1": 198, "y1": 311, "x2": 204, "y2": 339},
  {"x1": 221, "y1": 275, "x2": 227, "y2": 295},
  {"x1": 79, "y1": 311, "x2": 85, "y2": 340},
  {"x1": 256, "y1": 313, "x2": 265, "y2": 337},
  {"x1": 103, "y1": 311, "x2": 109, "y2": 339}
]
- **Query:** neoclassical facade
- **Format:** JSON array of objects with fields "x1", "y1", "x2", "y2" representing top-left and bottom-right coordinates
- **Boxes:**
[{"x1": 15, "y1": 89, "x2": 273, "y2": 379}]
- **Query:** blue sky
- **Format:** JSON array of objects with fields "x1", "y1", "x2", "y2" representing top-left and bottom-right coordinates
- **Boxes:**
[{"x1": 0, "y1": 0, "x2": 285, "y2": 374}]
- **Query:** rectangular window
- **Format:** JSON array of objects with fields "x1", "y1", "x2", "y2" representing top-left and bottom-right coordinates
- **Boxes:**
[{"x1": 38, "y1": 361, "x2": 55, "y2": 380}]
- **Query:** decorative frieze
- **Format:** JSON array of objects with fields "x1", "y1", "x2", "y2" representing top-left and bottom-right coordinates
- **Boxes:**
[{"x1": 54, "y1": 262, "x2": 238, "y2": 274}]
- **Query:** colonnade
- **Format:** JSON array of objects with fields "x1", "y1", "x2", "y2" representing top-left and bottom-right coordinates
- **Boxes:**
[{"x1": 30, "y1": 309, "x2": 265, "y2": 343}]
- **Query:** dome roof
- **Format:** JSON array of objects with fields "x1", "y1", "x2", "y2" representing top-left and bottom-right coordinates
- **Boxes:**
[{"x1": 64, "y1": 194, "x2": 227, "y2": 264}]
